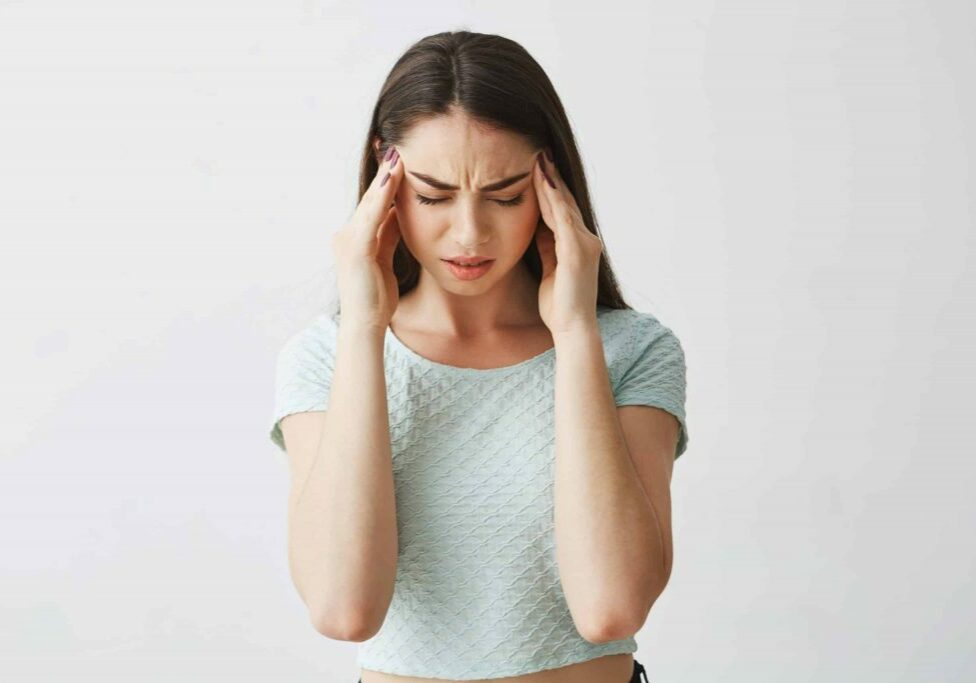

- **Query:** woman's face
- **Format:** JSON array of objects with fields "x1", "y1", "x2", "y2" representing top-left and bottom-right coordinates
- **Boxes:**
[{"x1": 379, "y1": 112, "x2": 542, "y2": 294}]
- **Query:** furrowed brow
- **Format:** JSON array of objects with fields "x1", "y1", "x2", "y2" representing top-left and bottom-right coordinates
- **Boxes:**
[{"x1": 408, "y1": 170, "x2": 531, "y2": 193}]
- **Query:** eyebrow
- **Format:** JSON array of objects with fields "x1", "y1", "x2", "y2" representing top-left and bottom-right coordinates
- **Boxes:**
[{"x1": 407, "y1": 170, "x2": 532, "y2": 193}]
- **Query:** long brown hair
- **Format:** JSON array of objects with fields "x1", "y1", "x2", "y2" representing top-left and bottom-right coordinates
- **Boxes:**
[{"x1": 331, "y1": 30, "x2": 633, "y2": 317}]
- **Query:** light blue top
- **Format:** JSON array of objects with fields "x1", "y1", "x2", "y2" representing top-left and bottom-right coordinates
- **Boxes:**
[{"x1": 270, "y1": 304, "x2": 689, "y2": 680}]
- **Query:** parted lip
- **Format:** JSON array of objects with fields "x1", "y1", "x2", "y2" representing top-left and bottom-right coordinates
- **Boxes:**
[{"x1": 442, "y1": 256, "x2": 494, "y2": 265}]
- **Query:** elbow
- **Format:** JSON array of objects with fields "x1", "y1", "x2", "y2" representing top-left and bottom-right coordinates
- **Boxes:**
[
  {"x1": 309, "y1": 605, "x2": 383, "y2": 642},
  {"x1": 574, "y1": 604, "x2": 642, "y2": 644},
  {"x1": 578, "y1": 577, "x2": 670, "y2": 645},
  {"x1": 579, "y1": 608, "x2": 648, "y2": 645},
  {"x1": 577, "y1": 613, "x2": 647, "y2": 645},
  {"x1": 579, "y1": 616, "x2": 640, "y2": 645},
  {"x1": 299, "y1": 562, "x2": 398, "y2": 642}
]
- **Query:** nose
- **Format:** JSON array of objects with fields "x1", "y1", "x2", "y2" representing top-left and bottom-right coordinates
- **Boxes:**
[{"x1": 449, "y1": 200, "x2": 491, "y2": 249}]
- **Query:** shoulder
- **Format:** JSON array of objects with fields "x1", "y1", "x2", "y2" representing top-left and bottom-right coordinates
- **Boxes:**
[
  {"x1": 278, "y1": 311, "x2": 339, "y2": 363},
  {"x1": 597, "y1": 305, "x2": 687, "y2": 386},
  {"x1": 597, "y1": 305, "x2": 682, "y2": 354},
  {"x1": 599, "y1": 306, "x2": 690, "y2": 457}
]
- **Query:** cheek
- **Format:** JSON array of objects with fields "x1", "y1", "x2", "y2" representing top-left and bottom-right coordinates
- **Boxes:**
[
  {"x1": 509, "y1": 204, "x2": 542, "y2": 244},
  {"x1": 390, "y1": 202, "x2": 435, "y2": 255}
]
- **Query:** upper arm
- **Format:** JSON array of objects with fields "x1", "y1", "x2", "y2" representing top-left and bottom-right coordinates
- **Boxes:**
[
  {"x1": 269, "y1": 315, "x2": 336, "y2": 456},
  {"x1": 279, "y1": 411, "x2": 328, "y2": 492},
  {"x1": 269, "y1": 315, "x2": 336, "y2": 511},
  {"x1": 609, "y1": 312, "x2": 690, "y2": 581},
  {"x1": 278, "y1": 410, "x2": 330, "y2": 610},
  {"x1": 611, "y1": 315, "x2": 689, "y2": 461},
  {"x1": 617, "y1": 404, "x2": 678, "y2": 580},
  {"x1": 618, "y1": 405, "x2": 678, "y2": 485}
]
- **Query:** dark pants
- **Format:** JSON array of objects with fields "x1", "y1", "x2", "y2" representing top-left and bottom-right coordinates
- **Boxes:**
[{"x1": 357, "y1": 658, "x2": 648, "y2": 682}]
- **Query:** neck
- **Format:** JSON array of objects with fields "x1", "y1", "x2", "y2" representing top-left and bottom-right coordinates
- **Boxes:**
[{"x1": 399, "y1": 258, "x2": 541, "y2": 335}]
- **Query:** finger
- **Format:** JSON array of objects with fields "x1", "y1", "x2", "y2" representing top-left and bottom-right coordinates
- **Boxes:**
[
  {"x1": 538, "y1": 150, "x2": 557, "y2": 190},
  {"x1": 536, "y1": 152, "x2": 558, "y2": 197},
  {"x1": 538, "y1": 151, "x2": 588, "y2": 239},
  {"x1": 357, "y1": 146, "x2": 403, "y2": 241},
  {"x1": 534, "y1": 153, "x2": 557, "y2": 227},
  {"x1": 534, "y1": 222, "x2": 556, "y2": 280},
  {"x1": 376, "y1": 203, "x2": 401, "y2": 264}
]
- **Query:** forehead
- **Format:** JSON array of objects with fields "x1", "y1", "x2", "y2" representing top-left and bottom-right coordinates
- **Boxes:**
[{"x1": 400, "y1": 112, "x2": 535, "y2": 163}]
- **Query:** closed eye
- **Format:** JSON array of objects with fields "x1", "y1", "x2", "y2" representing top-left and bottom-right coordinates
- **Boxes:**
[{"x1": 415, "y1": 193, "x2": 525, "y2": 207}]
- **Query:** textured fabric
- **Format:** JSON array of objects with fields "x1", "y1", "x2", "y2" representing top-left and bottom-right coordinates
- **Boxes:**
[
  {"x1": 270, "y1": 305, "x2": 688, "y2": 680},
  {"x1": 356, "y1": 657, "x2": 648, "y2": 682}
]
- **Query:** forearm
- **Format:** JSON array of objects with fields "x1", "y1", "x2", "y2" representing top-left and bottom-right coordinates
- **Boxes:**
[
  {"x1": 552, "y1": 322, "x2": 666, "y2": 638},
  {"x1": 290, "y1": 320, "x2": 397, "y2": 636}
]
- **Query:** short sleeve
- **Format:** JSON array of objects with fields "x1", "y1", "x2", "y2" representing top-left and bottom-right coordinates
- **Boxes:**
[
  {"x1": 612, "y1": 314, "x2": 690, "y2": 460},
  {"x1": 269, "y1": 315, "x2": 336, "y2": 453}
]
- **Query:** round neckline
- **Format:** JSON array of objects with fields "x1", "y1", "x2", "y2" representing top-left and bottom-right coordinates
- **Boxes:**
[{"x1": 385, "y1": 323, "x2": 556, "y2": 376}]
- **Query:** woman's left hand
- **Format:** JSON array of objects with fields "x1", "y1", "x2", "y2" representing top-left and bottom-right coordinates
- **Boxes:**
[{"x1": 533, "y1": 148, "x2": 604, "y2": 336}]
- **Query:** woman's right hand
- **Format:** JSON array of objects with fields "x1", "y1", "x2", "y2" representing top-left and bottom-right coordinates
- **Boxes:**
[{"x1": 332, "y1": 145, "x2": 403, "y2": 331}]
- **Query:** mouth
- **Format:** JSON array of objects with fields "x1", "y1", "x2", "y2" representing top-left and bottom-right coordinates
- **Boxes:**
[
  {"x1": 442, "y1": 259, "x2": 493, "y2": 267},
  {"x1": 441, "y1": 258, "x2": 496, "y2": 280}
]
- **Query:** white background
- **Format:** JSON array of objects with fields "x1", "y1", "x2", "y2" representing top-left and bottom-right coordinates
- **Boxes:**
[{"x1": 1, "y1": 0, "x2": 973, "y2": 680}]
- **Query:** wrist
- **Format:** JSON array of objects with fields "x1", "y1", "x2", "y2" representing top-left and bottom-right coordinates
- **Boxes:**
[
  {"x1": 551, "y1": 318, "x2": 601, "y2": 347},
  {"x1": 337, "y1": 316, "x2": 388, "y2": 343}
]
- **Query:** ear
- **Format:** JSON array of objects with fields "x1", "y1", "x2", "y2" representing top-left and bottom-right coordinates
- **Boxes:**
[{"x1": 372, "y1": 137, "x2": 384, "y2": 163}]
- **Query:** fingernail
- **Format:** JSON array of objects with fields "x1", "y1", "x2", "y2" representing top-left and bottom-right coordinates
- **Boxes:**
[
  {"x1": 544, "y1": 147, "x2": 554, "y2": 162},
  {"x1": 389, "y1": 149, "x2": 399, "y2": 167},
  {"x1": 384, "y1": 146, "x2": 395, "y2": 161},
  {"x1": 380, "y1": 171, "x2": 390, "y2": 187}
]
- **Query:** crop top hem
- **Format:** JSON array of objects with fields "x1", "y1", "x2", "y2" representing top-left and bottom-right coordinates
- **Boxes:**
[{"x1": 356, "y1": 637, "x2": 637, "y2": 680}]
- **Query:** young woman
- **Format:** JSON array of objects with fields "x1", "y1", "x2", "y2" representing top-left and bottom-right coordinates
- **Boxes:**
[{"x1": 270, "y1": 31, "x2": 688, "y2": 683}]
